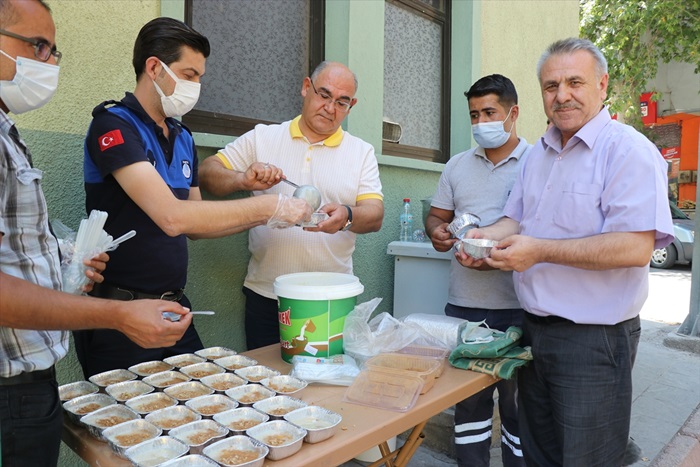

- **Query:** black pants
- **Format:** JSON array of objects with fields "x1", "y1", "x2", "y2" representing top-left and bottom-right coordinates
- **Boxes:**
[
  {"x1": 73, "y1": 294, "x2": 203, "y2": 378},
  {"x1": 243, "y1": 287, "x2": 280, "y2": 350},
  {"x1": 0, "y1": 377, "x2": 62, "y2": 466}
]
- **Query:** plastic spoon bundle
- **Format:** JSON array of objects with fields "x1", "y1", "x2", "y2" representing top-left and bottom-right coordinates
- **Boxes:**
[{"x1": 62, "y1": 210, "x2": 136, "y2": 294}]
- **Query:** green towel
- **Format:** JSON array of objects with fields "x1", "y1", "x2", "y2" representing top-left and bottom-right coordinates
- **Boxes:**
[{"x1": 449, "y1": 326, "x2": 532, "y2": 380}]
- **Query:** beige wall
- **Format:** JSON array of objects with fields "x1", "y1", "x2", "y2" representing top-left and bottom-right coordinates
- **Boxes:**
[{"x1": 478, "y1": 0, "x2": 580, "y2": 143}]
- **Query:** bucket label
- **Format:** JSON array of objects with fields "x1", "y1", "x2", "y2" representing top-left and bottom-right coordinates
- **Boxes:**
[{"x1": 278, "y1": 296, "x2": 356, "y2": 363}]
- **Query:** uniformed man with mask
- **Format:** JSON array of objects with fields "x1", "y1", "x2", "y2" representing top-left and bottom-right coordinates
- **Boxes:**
[
  {"x1": 425, "y1": 74, "x2": 530, "y2": 467},
  {"x1": 75, "y1": 17, "x2": 311, "y2": 378}
]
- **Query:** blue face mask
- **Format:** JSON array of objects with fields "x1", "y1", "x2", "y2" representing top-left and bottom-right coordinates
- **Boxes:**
[{"x1": 471, "y1": 106, "x2": 515, "y2": 149}]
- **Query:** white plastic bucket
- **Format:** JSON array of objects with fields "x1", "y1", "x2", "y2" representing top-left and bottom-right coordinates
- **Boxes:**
[{"x1": 273, "y1": 272, "x2": 364, "y2": 363}]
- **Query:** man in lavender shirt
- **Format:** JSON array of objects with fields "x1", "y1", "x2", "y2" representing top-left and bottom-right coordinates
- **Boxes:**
[{"x1": 458, "y1": 38, "x2": 674, "y2": 466}]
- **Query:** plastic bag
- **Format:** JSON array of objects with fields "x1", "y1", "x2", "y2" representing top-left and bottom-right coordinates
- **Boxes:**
[
  {"x1": 343, "y1": 298, "x2": 445, "y2": 365},
  {"x1": 289, "y1": 354, "x2": 360, "y2": 386}
]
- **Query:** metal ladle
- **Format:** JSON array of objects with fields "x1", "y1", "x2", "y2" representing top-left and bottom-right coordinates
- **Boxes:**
[{"x1": 280, "y1": 178, "x2": 322, "y2": 211}]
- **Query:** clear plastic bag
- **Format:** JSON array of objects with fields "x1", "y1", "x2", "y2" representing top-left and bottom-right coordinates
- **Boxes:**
[
  {"x1": 343, "y1": 298, "x2": 445, "y2": 365},
  {"x1": 289, "y1": 354, "x2": 360, "y2": 386}
]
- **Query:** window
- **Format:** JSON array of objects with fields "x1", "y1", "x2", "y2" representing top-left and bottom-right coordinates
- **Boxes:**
[
  {"x1": 184, "y1": 0, "x2": 324, "y2": 136},
  {"x1": 383, "y1": 0, "x2": 450, "y2": 163}
]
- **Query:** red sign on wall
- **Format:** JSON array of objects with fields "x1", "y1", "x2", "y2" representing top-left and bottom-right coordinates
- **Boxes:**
[
  {"x1": 661, "y1": 146, "x2": 680, "y2": 160},
  {"x1": 640, "y1": 92, "x2": 657, "y2": 125}
]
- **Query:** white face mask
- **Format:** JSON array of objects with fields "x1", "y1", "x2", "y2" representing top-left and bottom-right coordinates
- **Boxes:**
[
  {"x1": 471, "y1": 106, "x2": 515, "y2": 149},
  {"x1": 152, "y1": 60, "x2": 200, "y2": 118},
  {"x1": 0, "y1": 50, "x2": 60, "y2": 114}
]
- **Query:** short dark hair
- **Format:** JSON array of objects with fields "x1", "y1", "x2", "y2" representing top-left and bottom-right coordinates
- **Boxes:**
[
  {"x1": 0, "y1": 0, "x2": 51, "y2": 28},
  {"x1": 465, "y1": 74, "x2": 518, "y2": 108},
  {"x1": 132, "y1": 17, "x2": 210, "y2": 80}
]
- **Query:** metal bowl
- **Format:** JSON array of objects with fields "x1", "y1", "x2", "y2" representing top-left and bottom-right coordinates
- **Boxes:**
[
  {"x1": 245, "y1": 420, "x2": 307, "y2": 460},
  {"x1": 200, "y1": 373, "x2": 247, "y2": 394},
  {"x1": 164, "y1": 381, "x2": 214, "y2": 403},
  {"x1": 252, "y1": 395, "x2": 307, "y2": 420},
  {"x1": 185, "y1": 394, "x2": 238, "y2": 418},
  {"x1": 126, "y1": 392, "x2": 178, "y2": 416},
  {"x1": 284, "y1": 405, "x2": 342, "y2": 443},
  {"x1": 164, "y1": 353, "x2": 207, "y2": 369},
  {"x1": 125, "y1": 435, "x2": 189, "y2": 466},
  {"x1": 234, "y1": 365, "x2": 280, "y2": 384},
  {"x1": 128, "y1": 360, "x2": 174, "y2": 377},
  {"x1": 259, "y1": 375, "x2": 307, "y2": 395},
  {"x1": 145, "y1": 405, "x2": 201, "y2": 434},
  {"x1": 213, "y1": 355, "x2": 258, "y2": 372},
  {"x1": 58, "y1": 380, "x2": 99, "y2": 402},
  {"x1": 143, "y1": 370, "x2": 191, "y2": 390},
  {"x1": 194, "y1": 347, "x2": 237, "y2": 361},
  {"x1": 63, "y1": 393, "x2": 118, "y2": 425},
  {"x1": 80, "y1": 404, "x2": 140, "y2": 441},
  {"x1": 179, "y1": 362, "x2": 225, "y2": 380},
  {"x1": 88, "y1": 368, "x2": 137, "y2": 390},
  {"x1": 458, "y1": 238, "x2": 498, "y2": 260},
  {"x1": 106, "y1": 380, "x2": 154, "y2": 402},
  {"x1": 102, "y1": 419, "x2": 162, "y2": 458},
  {"x1": 447, "y1": 213, "x2": 481, "y2": 239},
  {"x1": 169, "y1": 419, "x2": 229, "y2": 455},
  {"x1": 213, "y1": 407, "x2": 269, "y2": 436},
  {"x1": 202, "y1": 435, "x2": 268, "y2": 467},
  {"x1": 224, "y1": 384, "x2": 276, "y2": 407},
  {"x1": 160, "y1": 454, "x2": 220, "y2": 466}
]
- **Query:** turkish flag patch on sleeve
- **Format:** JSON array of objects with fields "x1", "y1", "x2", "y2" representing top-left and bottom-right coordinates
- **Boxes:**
[{"x1": 98, "y1": 129, "x2": 125, "y2": 152}]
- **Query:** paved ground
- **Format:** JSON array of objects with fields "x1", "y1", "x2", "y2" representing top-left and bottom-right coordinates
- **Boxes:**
[{"x1": 343, "y1": 265, "x2": 700, "y2": 466}]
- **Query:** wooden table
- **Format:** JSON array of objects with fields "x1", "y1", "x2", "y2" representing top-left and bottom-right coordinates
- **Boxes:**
[{"x1": 62, "y1": 345, "x2": 496, "y2": 466}]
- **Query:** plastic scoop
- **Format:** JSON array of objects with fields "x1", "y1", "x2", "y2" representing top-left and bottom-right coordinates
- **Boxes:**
[
  {"x1": 162, "y1": 311, "x2": 215, "y2": 321},
  {"x1": 280, "y1": 178, "x2": 322, "y2": 211}
]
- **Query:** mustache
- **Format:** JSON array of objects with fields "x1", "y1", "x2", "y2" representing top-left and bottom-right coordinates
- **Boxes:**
[{"x1": 553, "y1": 103, "x2": 581, "y2": 111}]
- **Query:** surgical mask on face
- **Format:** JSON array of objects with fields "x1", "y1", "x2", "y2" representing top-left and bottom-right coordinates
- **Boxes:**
[
  {"x1": 152, "y1": 60, "x2": 200, "y2": 118},
  {"x1": 0, "y1": 50, "x2": 59, "y2": 114},
  {"x1": 471, "y1": 106, "x2": 515, "y2": 149}
]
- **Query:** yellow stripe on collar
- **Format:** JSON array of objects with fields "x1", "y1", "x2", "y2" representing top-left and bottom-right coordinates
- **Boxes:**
[{"x1": 289, "y1": 115, "x2": 344, "y2": 147}]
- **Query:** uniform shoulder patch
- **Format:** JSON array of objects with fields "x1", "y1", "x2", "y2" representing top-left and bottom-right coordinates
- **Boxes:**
[{"x1": 98, "y1": 129, "x2": 125, "y2": 152}]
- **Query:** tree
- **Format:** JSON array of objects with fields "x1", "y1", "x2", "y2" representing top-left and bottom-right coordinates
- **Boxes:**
[{"x1": 580, "y1": 0, "x2": 700, "y2": 129}]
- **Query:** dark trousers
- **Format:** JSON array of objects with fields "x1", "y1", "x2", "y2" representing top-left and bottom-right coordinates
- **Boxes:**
[
  {"x1": 243, "y1": 287, "x2": 280, "y2": 350},
  {"x1": 445, "y1": 304, "x2": 526, "y2": 467},
  {"x1": 0, "y1": 377, "x2": 62, "y2": 466},
  {"x1": 518, "y1": 314, "x2": 640, "y2": 467},
  {"x1": 73, "y1": 294, "x2": 203, "y2": 378}
]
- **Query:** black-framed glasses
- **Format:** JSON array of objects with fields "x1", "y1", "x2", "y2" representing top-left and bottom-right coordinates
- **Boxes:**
[
  {"x1": 0, "y1": 29, "x2": 62, "y2": 65},
  {"x1": 310, "y1": 80, "x2": 353, "y2": 112}
]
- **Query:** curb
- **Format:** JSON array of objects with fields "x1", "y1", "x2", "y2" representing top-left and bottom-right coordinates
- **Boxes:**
[{"x1": 650, "y1": 405, "x2": 700, "y2": 467}]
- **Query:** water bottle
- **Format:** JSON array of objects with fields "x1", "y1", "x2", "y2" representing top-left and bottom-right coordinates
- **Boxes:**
[{"x1": 399, "y1": 198, "x2": 413, "y2": 242}]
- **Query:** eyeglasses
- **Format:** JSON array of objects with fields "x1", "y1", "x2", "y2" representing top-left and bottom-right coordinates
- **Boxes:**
[
  {"x1": 0, "y1": 29, "x2": 62, "y2": 65},
  {"x1": 310, "y1": 80, "x2": 353, "y2": 112}
]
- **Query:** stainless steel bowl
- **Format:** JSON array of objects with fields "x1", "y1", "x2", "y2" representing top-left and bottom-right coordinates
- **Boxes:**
[
  {"x1": 102, "y1": 419, "x2": 162, "y2": 458},
  {"x1": 284, "y1": 405, "x2": 342, "y2": 443},
  {"x1": 245, "y1": 420, "x2": 306, "y2": 460},
  {"x1": 80, "y1": 404, "x2": 140, "y2": 441},
  {"x1": 213, "y1": 407, "x2": 269, "y2": 436},
  {"x1": 185, "y1": 394, "x2": 238, "y2": 418},
  {"x1": 168, "y1": 419, "x2": 228, "y2": 455},
  {"x1": 144, "y1": 405, "x2": 201, "y2": 434},
  {"x1": 63, "y1": 393, "x2": 118, "y2": 425},
  {"x1": 202, "y1": 435, "x2": 268, "y2": 467},
  {"x1": 124, "y1": 435, "x2": 189, "y2": 466},
  {"x1": 447, "y1": 213, "x2": 481, "y2": 239},
  {"x1": 458, "y1": 238, "x2": 498, "y2": 260}
]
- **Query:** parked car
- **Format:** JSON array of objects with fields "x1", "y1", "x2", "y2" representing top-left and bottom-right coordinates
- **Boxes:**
[{"x1": 650, "y1": 203, "x2": 695, "y2": 269}]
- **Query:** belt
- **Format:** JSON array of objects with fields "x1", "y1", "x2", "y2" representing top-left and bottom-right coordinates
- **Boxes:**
[
  {"x1": 0, "y1": 366, "x2": 55, "y2": 386},
  {"x1": 90, "y1": 282, "x2": 184, "y2": 302},
  {"x1": 525, "y1": 312, "x2": 575, "y2": 325}
]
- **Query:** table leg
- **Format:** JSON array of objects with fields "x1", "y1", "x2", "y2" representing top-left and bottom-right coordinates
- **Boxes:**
[{"x1": 394, "y1": 421, "x2": 427, "y2": 466}]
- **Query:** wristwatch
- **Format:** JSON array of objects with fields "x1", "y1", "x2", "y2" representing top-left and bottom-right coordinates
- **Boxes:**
[{"x1": 340, "y1": 205, "x2": 353, "y2": 231}]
